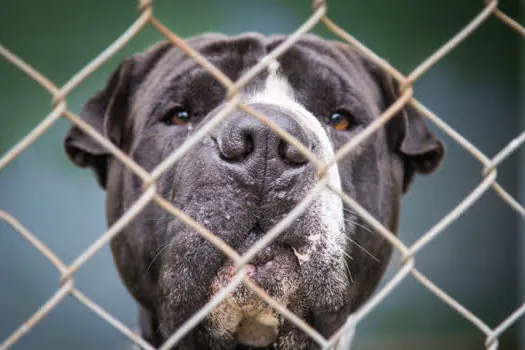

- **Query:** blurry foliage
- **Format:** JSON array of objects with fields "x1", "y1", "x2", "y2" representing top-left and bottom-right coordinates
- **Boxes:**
[{"x1": 0, "y1": 0, "x2": 522, "y2": 349}]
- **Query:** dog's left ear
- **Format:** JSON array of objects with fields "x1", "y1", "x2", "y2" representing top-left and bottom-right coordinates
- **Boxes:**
[{"x1": 366, "y1": 61, "x2": 445, "y2": 192}]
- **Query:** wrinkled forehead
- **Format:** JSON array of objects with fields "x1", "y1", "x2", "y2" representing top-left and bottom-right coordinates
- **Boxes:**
[
  {"x1": 133, "y1": 35, "x2": 380, "y2": 116},
  {"x1": 139, "y1": 34, "x2": 269, "y2": 95}
]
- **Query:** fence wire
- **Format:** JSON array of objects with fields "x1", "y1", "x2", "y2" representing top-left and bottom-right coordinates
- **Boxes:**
[{"x1": 1, "y1": 0, "x2": 524, "y2": 349}]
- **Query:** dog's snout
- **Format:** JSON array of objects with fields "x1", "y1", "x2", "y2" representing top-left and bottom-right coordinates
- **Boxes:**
[{"x1": 216, "y1": 104, "x2": 310, "y2": 167}]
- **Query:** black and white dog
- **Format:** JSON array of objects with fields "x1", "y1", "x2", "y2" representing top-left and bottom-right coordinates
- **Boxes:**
[{"x1": 64, "y1": 33, "x2": 444, "y2": 349}]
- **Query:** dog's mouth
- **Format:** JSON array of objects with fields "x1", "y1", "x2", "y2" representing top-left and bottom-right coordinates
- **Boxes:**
[
  {"x1": 158, "y1": 186, "x2": 350, "y2": 347},
  {"x1": 207, "y1": 225, "x2": 303, "y2": 347}
]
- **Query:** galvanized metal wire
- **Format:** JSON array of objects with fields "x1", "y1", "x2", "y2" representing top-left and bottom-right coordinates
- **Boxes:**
[{"x1": 1, "y1": 0, "x2": 524, "y2": 349}]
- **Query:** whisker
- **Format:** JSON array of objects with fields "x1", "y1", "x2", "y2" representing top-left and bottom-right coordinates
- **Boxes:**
[
  {"x1": 343, "y1": 217, "x2": 374, "y2": 235},
  {"x1": 342, "y1": 207, "x2": 357, "y2": 216},
  {"x1": 341, "y1": 213, "x2": 380, "y2": 262},
  {"x1": 146, "y1": 243, "x2": 172, "y2": 274},
  {"x1": 342, "y1": 207, "x2": 377, "y2": 235},
  {"x1": 343, "y1": 235, "x2": 380, "y2": 263},
  {"x1": 342, "y1": 257, "x2": 354, "y2": 284},
  {"x1": 340, "y1": 248, "x2": 354, "y2": 261}
]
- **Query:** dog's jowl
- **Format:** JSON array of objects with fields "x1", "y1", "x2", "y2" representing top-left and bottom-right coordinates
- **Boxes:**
[{"x1": 64, "y1": 33, "x2": 444, "y2": 349}]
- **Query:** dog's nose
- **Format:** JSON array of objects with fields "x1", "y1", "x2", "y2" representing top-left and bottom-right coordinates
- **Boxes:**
[{"x1": 216, "y1": 104, "x2": 311, "y2": 167}]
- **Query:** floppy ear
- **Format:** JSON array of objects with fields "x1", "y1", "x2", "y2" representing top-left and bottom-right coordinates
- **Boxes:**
[
  {"x1": 370, "y1": 64, "x2": 445, "y2": 192},
  {"x1": 331, "y1": 42, "x2": 444, "y2": 192},
  {"x1": 64, "y1": 42, "x2": 172, "y2": 188},
  {"x1": 64, "y1": 59, "x2": 132, "y2": 188}
]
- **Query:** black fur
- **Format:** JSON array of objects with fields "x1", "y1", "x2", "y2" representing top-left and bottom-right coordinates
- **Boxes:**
[{"x1": 64, "y1": 33, "x2": 444, "y2": 349}]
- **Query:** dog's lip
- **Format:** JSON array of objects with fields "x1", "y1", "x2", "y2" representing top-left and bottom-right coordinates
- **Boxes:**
[
  {"x1": 246, "y1": 247, "x2": 275, "y2": 266},
  {"x1": 237, "y1": 223, "x2": 296, "y2": 266},
  {"x1": 242, "y1": 243, "x2": 293, "y2": 267}
]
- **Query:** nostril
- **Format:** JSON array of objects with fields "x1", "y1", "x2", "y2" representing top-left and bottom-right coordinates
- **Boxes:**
[
  {"x1": 278, "y1": 140, "x2": 308, "y2": 166},
  {"x1": 218, "y1": 132, "x2": 254, "y2": 162},
  {"x1": 243, "y1": 133, "x2": 254, "y2": 156}
]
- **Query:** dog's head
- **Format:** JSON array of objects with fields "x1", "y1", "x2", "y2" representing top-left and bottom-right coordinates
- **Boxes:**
[{"x1": 64, "y1": 33, "x2": 443, "y2": 349}]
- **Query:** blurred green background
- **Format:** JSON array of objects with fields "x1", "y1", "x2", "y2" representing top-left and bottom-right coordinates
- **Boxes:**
[{"x1": 0, "y1": 0, "x2": 523, "y2": 349}]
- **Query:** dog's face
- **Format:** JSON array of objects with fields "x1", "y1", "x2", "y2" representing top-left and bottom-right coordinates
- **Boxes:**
[{"x1": 64, "y1": 33, "x2": 443, "y2": 349}]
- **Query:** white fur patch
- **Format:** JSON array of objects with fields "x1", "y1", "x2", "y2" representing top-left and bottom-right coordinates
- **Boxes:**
[
  {"x1": 245, "y1": 65, "x2": 346, "y2": 258},
  {"x1": 240, "y1": 65, "x2": 352, "y2": 349},
  {"x1": 245, "y1": 68, "x2": 350, "y2": 326},
  {"x1": 201, "y1": 65, "x2": 354, "y2": 349}
]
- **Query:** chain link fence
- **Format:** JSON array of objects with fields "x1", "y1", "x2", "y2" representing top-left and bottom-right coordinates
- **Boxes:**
[{"x1": 0, "y1": 0, "x2": 524, "y2": 349}]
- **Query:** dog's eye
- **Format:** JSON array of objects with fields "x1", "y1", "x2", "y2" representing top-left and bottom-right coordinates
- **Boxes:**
[
  {"x1": 164, "y1": 107, "x2": 191, "y2": 126},
  {"x1": 327, "y1": 110, "x2": 354, "y2": 131}
]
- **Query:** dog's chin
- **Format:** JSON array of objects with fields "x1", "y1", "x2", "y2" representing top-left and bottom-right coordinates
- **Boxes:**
[
  {"x1": 206, "y1": 232, "x2": 303, "y2": 347},
  {"x1": 156, "y1": 217, "x2": 350, "y2": 347}
]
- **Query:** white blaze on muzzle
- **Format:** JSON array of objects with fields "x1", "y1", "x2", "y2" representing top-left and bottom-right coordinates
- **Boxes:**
[
  {"x1": 209, "y1": 60, "x2": 352, "y2": 348},
  {"x1": 245, "y1": 60, "x2": 346, "y2": 264}
]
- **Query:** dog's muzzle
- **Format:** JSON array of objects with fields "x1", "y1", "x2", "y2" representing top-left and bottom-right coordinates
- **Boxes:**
[
  {"x1": 205, "y1": 104, "x2": 319, "y2": 346},
  {"x1": 158, "y1": 102, "x2": 348, "y2": 346}
]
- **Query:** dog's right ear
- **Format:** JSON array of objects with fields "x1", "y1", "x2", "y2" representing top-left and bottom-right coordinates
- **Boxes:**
[
  {"x1": 64, "y1": 42, "x2": 172, "y2": 188},
  {"x1": 64, "y1": 59, "x2": 132, "y2": 188}
]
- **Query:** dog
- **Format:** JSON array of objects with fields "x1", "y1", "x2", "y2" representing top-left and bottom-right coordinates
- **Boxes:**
[{"x1": 64, "y1": 33, "x2": 444, "y2": 349}]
